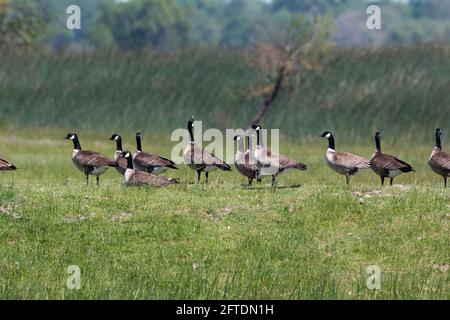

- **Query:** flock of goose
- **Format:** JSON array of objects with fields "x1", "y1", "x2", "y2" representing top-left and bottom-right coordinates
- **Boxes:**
[{"x1": 1, "y1": 119, "x2": 450, "y2": 188}]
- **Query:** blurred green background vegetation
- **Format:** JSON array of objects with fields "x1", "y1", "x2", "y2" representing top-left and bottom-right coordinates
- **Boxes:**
[{"x1": 0, "y1": 0, "x2": 449, "y2": 142}]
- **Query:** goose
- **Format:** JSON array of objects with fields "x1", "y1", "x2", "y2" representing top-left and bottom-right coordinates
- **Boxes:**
[
  {"x1": 183, "y1": 117, "x2": 231, "y2": 183},
  {"x1": 319, "y1": 131, "x2": 370, "y2": 184},
  {"x1": 369, "y1": 132, "x2": 414, "y2": 186},
  {"x1": 252, "y1": 124, "x2": 307, "y2": 186},
  {"x1": 64, "y1": 133, "x2": 118, "y2": 185},
  {"x1": 133, "y1": 132, "x2": 178, "y2": 174},
  {"x1": 0, "y1": 158, "x2": 17, "y2": 171},
  {"x1": 234, "y1": 134, "x2": 258, "y2": 185},
  {"x1": 108, "y1": 133, "x2": 127, "y2": 175},
  {"x1": 428, "y1": 128, "x2": 450, "y2": 187},
  {"x1": 122, "y1": 151, "x2": 178, "y2": 187}
]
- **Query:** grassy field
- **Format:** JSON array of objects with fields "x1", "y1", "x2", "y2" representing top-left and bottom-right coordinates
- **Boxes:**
[
  {"x1": 1, "y1": 44, "x2": 449, "y2": 141},
  {"x1": 0, "y1": 127, "x2": 448, "y2": 299}
]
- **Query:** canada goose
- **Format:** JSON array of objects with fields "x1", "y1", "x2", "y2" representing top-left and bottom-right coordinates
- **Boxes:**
[
  {"x1": 183, "y1": 117, "x2": 231, "y2": 183},
  {"x1": 108, "y1": 133, "x2": 127, "y2": 175},
  {"x1": 122, "y1": 151, "x2": 178, "y2": 187},
  {"x1": 319, "y1": 131, "x2": 370, "y2": 184},
  {"x1": 133, "y1": 132, "x2": 177, "y2": 174},
  {"x1": 234, "y1": 134, "x2": 258, "y2": 185},
  {"x1": 252, "y1": 125, "x2": 307, "y2": 186},
  {"x1": 64, "y1": 133, "x2": 118, "y2": 185},
  {"x1": 0, "y1": 158, "x2": 17, "y2": 171},
  {"x1": 428, "y1": 128, "x2": 450, "y2": 187},
  {"x1": 370, "y1": 132, "x2": 414, "y2": 186}
]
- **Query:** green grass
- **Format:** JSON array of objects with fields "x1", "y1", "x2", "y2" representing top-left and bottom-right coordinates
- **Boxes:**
[
  {"x1": 0, "y1": 127, "x2": 448, "y2": 299},
  {"x1": 1, "y1": 44, "x2": 449, "y2": 141}
]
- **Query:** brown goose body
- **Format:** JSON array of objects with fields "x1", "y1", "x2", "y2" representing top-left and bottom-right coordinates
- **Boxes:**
[
  {"x1": 122, "y1": 151, "x2": 178, "y2": 187},
  {"x1": 133, "y1": 151, "x2": 177, "y2": 174},
  {"x1": 133, "y1": 133, "x2": 177, "y2": 174},
  {"x1": 65, "y1": 133, "x2": 117, "y2": 185},
  {"x1": 184, "y1": 118, "x2": 231, "y2": 183},
  {"x1": 428, "y1": 129, "x2": 450, "y2": 186},
  {"x1": 0, "y1": 158, "x2": 17, "y2": 171},
  {"x1": 320, "y1": 131, "x2": 369, "y2": 184},
  {"x1": 325, "y1": 150, "x2": 370, "y2": 175},
  {"x1": 113, "y1": 150, "x2": 128, "y2": 175},
  {"x1": 72, "y1": 150, "x2": 117, "y2": 176},
  {"x1": 124, "y1": 168, "x2": 178, "y2": 187},
  {"x1": 253, "y1": 125, "x2": 307, "y2": 186},
  {"x1": 369, "y1": 132, "x2": 414, "y2": 186}
]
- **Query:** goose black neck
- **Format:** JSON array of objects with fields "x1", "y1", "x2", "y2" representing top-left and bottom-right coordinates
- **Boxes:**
[
  {"x1": 136, "y1": 135, "x2": 142, "y2": 151},
  {"x1": 116, "y1": 137, "x2": 123, "y2": 151},
  {"x1": 375, "y1": 135, "x2": 381, "y2": 152},
  {"x1": 435, "y1": 132, "x2": 442, "y2": 150},
  {"x1": 126, "y1": 156, "x2": 133, "y2": 169},
  {"x1": 72, "y1": 136, "x2": 81, "y2": 150},
  {"x1": 188, "y1": 125, "x2": 194, "y2": 142},
  {"x1": 327, "y1": 134, "x2": 335, "y2": 150},
  {"x1": 256, "y1": 130, "x2": 261, "y2": 147},
  {"x1": 246, "y1": 136, "x2": 251, "y2": 150}
]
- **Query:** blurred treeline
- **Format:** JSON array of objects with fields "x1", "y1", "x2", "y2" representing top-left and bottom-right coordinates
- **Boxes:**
[{"x1": 1, "y1": 0, "x2": 450, "y2": 50}]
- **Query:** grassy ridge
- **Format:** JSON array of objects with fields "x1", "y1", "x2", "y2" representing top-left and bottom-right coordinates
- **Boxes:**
[
  {"x1": 1, "y1": 44, "x2": 449, "y2": 141},
  {"x1": 0, "y1": 128, "x2": 448, "y2": 299}
]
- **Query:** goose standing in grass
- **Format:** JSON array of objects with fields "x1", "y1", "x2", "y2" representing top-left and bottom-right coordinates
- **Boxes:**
[
  {"x1": 319, "y1": 131, "x2": 370, "y2": 185},
  {"x1": 0, "y1": 158, "x2": 17, "y2": 171},
  {"x1": 370, "y1": 132, "x2": 414, "y2": 186},
  {"x1": 122, "y1": 151, "x2": 178, "y2": 187},
  {"x1": 428, "y1": 128, "x2": 450, "y2": 187},
  {"x1": 64, "y1": 133, "x2": 118, "y2": 185},
  {"x1": 108, "y1": 133, "x2": 127, "y2": 175},
  {"x1": 133, "y1": 132, "x2": 178, "y2": 174},
  {"x1": 183, "y1": 117, "x2": 231, "y2": 183},
  {"x1": 234, "y1": 134, "x2": 258, "y2": 185},
  {"x1": 252, "y1": 124, "x2": 307, "y2": 186}
]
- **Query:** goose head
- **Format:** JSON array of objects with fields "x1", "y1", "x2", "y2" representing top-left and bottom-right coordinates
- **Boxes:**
[
  {"x1": 63, "y1": 133, "x2": 77, "y2": 140},
  {"x1": 109, "y1": 133, "x2": 121, "y2": 141},
  {"x1": 319, "y1": 131, "x2": 332, "y2": 138}
]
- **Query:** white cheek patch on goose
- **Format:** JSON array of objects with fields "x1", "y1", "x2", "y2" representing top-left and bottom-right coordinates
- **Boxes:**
[
  {"x1": 114, "y1": 136, "x2": 119, "y2": 141},
  {"x1": 70, "y1": 135, "x2": 76, "y2": 140},
  {"x1": 325, "y1": 133, "x2": 331, "y2": 138}
]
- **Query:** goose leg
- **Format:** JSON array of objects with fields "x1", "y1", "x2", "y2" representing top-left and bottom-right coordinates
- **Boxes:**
[
  {"x1": 345, "y1": 175, "x2": 350, "y2": 185},
  {"x1": 271, "y1": 175, "x2": 277, "y2": 187},
  {"x1": 444, "y1": 176, "x2": 447, "y2": 187},
  {"x1": 390, "y1": 178, "x2": 393, "y2": 186},
  {"x1": 248, "y1": 177, "x2": 253, "y2": 186},
  {"x1": 85, "y1": 173, "x2": 89, "y2": 186},
  {"x1": 196, "y1": 170, "x2": 201, "y2": 184},
  {"x1": 205, "y1": 172, "x2": 209, "y2": 184},
  {"x1": 96, "y1": 176, "x2": 100, "y2": 186},
  {"x1": 381, "y1": 176, "x2": 385, "y2": 186}
]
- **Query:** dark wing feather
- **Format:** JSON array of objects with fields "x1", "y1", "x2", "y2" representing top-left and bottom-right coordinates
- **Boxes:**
[
  {"x1": 192, "y1": 146, "x2": 231, "y2": 171},
  {"x1": 430, "y1": 151, "x2": 450, "y2": 172},
  {"x1": 129, "y1": 171, "x2": 178, "y2": 187},
  {"x1": 134, "y1": 152, "x2": 177, "y2": 169},
  {"x1": 117, "y1": 155, "x2": 128, "y2": 171},
  {"x1": 263, "y1": 150, "x2": 307, "y2": 171},
  {"x1": 372, "y1": 153, "x2": 414, "y2": 172},
  {"x1": 0, "y1": 158, "x2": 17, "y2": 170},
  {"x1": 334, "y1": 151, "x2": 370, "y2": 169},
  {"x1": 76, "y1": 151, "x2": 117, "y2": 167}
]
